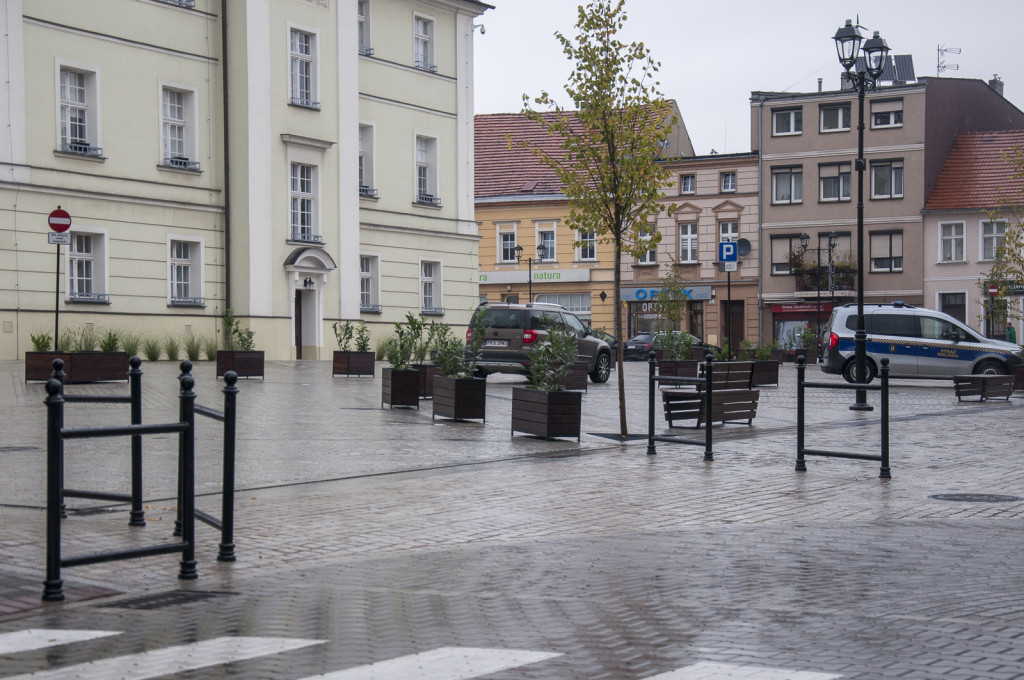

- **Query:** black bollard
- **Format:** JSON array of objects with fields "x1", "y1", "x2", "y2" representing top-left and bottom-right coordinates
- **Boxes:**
[
  {"x1": 128, "y1": 357, "x2": 146, "y2": 526},
  {"x1": 646, "y1": 352, "x2": 657, "y2": 456},
  {"x1": 218, "y1": 371, "x2": 238, "y2": 561},
  {"x1": 177, "y1": 368, "x2": 198, "y2": 580},
  {"x1": 42, "y1": 378, "x2": 65, "y2": 601}
]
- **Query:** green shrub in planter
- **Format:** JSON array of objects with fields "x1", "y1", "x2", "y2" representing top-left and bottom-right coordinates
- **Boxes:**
[
  {"x1": 30, "y1": 330, "x2": 52, "y2": 352},
  {"x1": 525, "y1": 316, "x2": 578, "y2": 391},
  {"x1": 99, "y1": 330, "x2": 120, "y2": 353}
]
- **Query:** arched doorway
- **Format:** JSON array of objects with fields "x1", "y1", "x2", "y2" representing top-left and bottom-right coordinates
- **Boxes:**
[{"x1": 284, "y1": 248, "x2": 337, "y2": 360}]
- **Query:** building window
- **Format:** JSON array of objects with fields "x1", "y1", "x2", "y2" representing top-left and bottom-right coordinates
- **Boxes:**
[
  {"x1": 871, "y1": 160, "x2": 903, "y2": 199},
  {"x1": 981, "y1": 220, "x2": 1007, "y2": 261},
  {"x1": 770, "y1": 235, "x2": 802, "y2": 274},
  {"x1": 870, "y1": 231, "x2": 903, "y2": 272},
  {"x1": 357, "y1": 1, "x2": 373, "y2": 55},
  {"x1": 637, "y1": 224, "x2": 657, "y2": 264},
  {"x1": 772, "y1": 167, "x2": 803, "y2": 204},
  {"x1": 500, "y1": 231, "x2": 517, "y2": 263},
  {"x1": 720, "y1": 171, "x2": 736, "y2": 192},
  {"x1": 719, "y1": 221, "x2": 738, "y2": 243},
  {"x1": 538, "y1": 229, "x2": 555, "y2": 261},
  {"x1": 160, "y1": 87, "x2": 198, "y2": 170},
  {"x1": 578, "y1": 230, "x2": 596, "y2": 261},
  {"x1": 169, "y1": 239, "x2": 204, "y2": 306},
  {"x1": 289, "y1": 29, "x2": 319, "y2": 109},
  {"x1": 680, "y1": 174, "x2": 695, "y2": 194},
  {"x1": 358, "y1": 125, "x2": 376, "y2": 197},
  {"x1": 939, "y1": 222, "x2": 965, "y2": 263},
  {"x1": 820, "y1": 104, "x2": 851, "y2": 132},
  {"x1": 535, "y1": 293, "x2": 592, "y2": 320},
  {"x1": 290, "y1": 162, "x2": 320, "y2": 243},
  {"x1": 870, "y1": 99, "x2": 903, "y2": 128},
  {"x1": 420, "y1": 260, "x2": 442, "y2": 314},
  {"x1": 939, "y1": 292, "x2": 967, "y2": 324},
  {"x1": 772, "y1": 108, "x2": 802, "y2": 136},
  {"x1": 360, "y1": 255, "x2": 380, "y2": 312},
  {"x1": 413, "y1": 15, "x2": 435, "y2": 72},
  {"x1": 68, "y1": 231, "x2": 108, "y2": 302},
  {"x1": 414, "y1": 135, "x2": 439, "y2": 205},
  {"x1": 58, "y1": 67, "x2": 101, "y2": 156},
  {"x1": 819, "y1": 163, "x2": 851, "y2": 202},
  {"x1": 678, "y1": 222, "x2": 697, "y2": 263}
]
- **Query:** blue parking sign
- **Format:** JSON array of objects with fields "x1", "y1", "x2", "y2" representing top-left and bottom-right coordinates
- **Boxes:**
[{"x1": 719, "y1": 241, "x2": 737, "y2": 262}]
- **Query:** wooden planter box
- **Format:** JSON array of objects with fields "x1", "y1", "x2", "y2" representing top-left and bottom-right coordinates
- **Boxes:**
[
  {"x1": 1014, "y1": 365, "x2": 1024, "y2": 391},
  {"x1": 657, "y1": 360, "x2": 699, "y2": 378},
  {"x1": 382, "y1": 367, "x2": 420, "y2": 409},
  {"x1": 217, "y1": 350, "x2": 265, "y2": 378},
  {"x1": 332, "y1": 351, "x2": 375, "y2": 377},
  {"x1": 432, "y1": 375, "x2": 486, "y2": 422},
  {"x1": 511, "y1": 387, "x2": 582, "y2": 441},
  {"x1": 411, "y1": 363, "x2": 441, "y2": 399},
  {"x1": 25, "y1": 351, "x2": 129, "y2": 383},
  {"x1": 563, "y1": 361, "x2": 589, "y2": 391},
  {"x1": 751, "y1": 360, "x2": 780, "y2": 386}
]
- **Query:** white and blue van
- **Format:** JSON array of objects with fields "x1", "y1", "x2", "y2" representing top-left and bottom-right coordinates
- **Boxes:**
[{"x1": 821, "y1": 302, "x2": 1021, "y2": 382}]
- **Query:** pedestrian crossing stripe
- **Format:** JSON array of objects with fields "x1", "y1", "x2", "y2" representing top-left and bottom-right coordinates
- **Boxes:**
[
  {"x1": 0, "y1": 636, "x2": 325, "y2": 680},
  {"x1": 297, "y1": 646, "x2": 562, "y2": 679},
  {"x1": 0, "y1": 630, "x2": 121, "y2": 655},
  {"x1": 645, "y1": 661, "x2": 842, "y2": 679}
]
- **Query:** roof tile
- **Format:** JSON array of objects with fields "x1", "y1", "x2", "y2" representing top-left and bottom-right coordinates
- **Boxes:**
[{"x1": 925, "y1": 130, "x2": 1024, "y2": 211}]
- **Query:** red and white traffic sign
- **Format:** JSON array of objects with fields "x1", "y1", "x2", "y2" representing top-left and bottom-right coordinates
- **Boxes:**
[
  {"x1": 989, "y1": 285, "x2": 1000, "y2": 297},
  {"x1": 48, "y1": 208, "x2": 71, "y2": 233}
]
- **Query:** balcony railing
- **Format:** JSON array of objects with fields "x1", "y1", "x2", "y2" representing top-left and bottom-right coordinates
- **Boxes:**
[
  {"x1": 170, "y1": 296, "x2": 206, "y2": 307},
  {"x1": 158, "y1": 0, "x2": 195, "y2": 6},
  {"x1": 359, "y1": 185, "x2": 378, "y2": 198},
  {"x1": 359, "y1": 46, "x2": 375, "y2": 56},
  {"x1": 360, "y1": 303, "x2": 383, "y2": 313},
  {"x1": 164, "y1": 157, "x2": 200, "y2": 170},
  {"x1": 289, "y1": 97, "x2": 321, "y2": 110},
  {"x1": 414, "y1": 60, "x2": 438, "y2": 73},
  {"x1": 421, "y1": 306, "x2": 445, "y2": 316},
  {"x1": 69, "y1": 291, "x2": 110, "y2": 303},
  {"x1": 415, "y1": 193, "x2": 441, "y2": 207},
  {"x1": 61, "y1": 142, "x2": 103, "y2": 157},
  {"x1": 290, "y1": 228, "x2": 323, "y2": 244}
]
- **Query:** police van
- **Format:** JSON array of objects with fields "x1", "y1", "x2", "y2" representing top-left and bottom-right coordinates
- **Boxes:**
[{"x1": 821, "y1": 302, "x2": 1021, "y2": 383}]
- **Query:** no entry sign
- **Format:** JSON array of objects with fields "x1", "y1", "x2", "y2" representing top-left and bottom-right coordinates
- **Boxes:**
[
  {"x1": 48, "y1": 208, "x2": 71, "y2": 232},
  {"x1": 989, "y1": 285, "x2": 1000, "y2": 297}
]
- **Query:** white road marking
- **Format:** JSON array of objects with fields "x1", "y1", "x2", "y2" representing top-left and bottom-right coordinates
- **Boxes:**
[
  {"x1": 2, "y1": 636, "x2": 325, "y2": 680},
  {"x1": 645, "y1": 661, "x2": 842, "y2": 679},
  {"x1": 299, "y1": 646, "x2": 562, "y2": 680},
  {"x1": 0, "y1": 629, "x2": 120, "y2": 654}
]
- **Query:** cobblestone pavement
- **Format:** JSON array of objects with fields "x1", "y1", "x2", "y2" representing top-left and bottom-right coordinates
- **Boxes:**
[{"x1": 2, "y1": 359, "x2": 1024, "y2": 678}]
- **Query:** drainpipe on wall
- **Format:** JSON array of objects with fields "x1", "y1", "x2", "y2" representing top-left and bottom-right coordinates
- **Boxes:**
[
  {"x1": 220, "y1": 0, "x2": 232, "y2": 313},
  {"x1": 755, "y1": 95, "x2": 765, "y2": 343}
]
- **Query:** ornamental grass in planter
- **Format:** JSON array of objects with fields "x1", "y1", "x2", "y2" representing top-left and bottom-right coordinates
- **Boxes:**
[
  {"x1": 751, "y1": 341, "x2": 780, "y2": 386},
  {"x1": 431, "y1": 310, "x2": 487, "y2": 422},
  {"x1": 217, "y1": 308, "x2": 264, "y2": 378},
  {"x1": 511, "y1": 318, "x2": 582, "y2": 441},
  {"x1": 25, "y1": 327, "x2": 129, "y2": 383},
  {"x1": 332, "y1": 320, "x2": 375, "y2": 377}
]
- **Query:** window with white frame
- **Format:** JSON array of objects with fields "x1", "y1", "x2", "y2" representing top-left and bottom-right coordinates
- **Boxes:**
[
  {"x1": 538, "y1": 229, "x2": 555, "y2": 261},
  {"x1": 413, "y1": 15, "x2": 435, "y2": 71},
  {"x1": 871, "y1": 160, "x2": 904, "y2": 199},
  {"x1": 770, "y1": 235, "x2": 803, "y2": 274},
  {"x1": 772, "y1": 108, "x2": 802, "y2": 136},
  {"x1": 720, "y1": 171, "x2": 736, "y2": 192},
  {"x1": 577, "y1": 230, "x2": 596, "y2": 261},
  {"x1": 414, "y1": 135, "x2": 439, "y2": 205},
  {"x1": 870, "y1": 99, "x2": 903, "y2": 128},
  {"x1": 500, "y1": 230, "x2": 517, "y2": 263},
  {"x1": 939, "y1": 222, "x2": 965, "y2": 262},
  {"x1": 680, "y1": 174, "x2": 695, "y2": 194},
  {"x1": 289, "y1": 28, "x2": 319, "y2": 109},
  {"x1": 535, "y1": 293, "x2": 592, "y2": 319},
  {"x1": 679, "y1": 222, "x2": 698, "y2": 263},
  {"x1": 637, "y1": 224, "x2": 657, "y2": 264},
  {"x1": 819, "y1": 104, "x2": 851, "y2": 132},
  {"x1": 981, "y1": 220, "x2": 1007, "y2": 261},
  {"x1": 420, "y1": 260, "x2": 442, "y2": 314},
  {"x1": 290, "y1": 162, "x2": 320, "y2": 243},
  {"x1": 357, "y1": 1, "x2": 373, "y2": 55},
  {"x1": 772, "y1": 166, "x2": 803, "y2": 204},
  {"x1": 169, "y1": 239, "x2": 203, "y2": 306},
  {"x1": 68, "y1": 231, "x2": 108, "y2": 302},
  {"x1": 819, "y1": 162, "x2": 851, "y2": 202},
  {"x1": 360, "y1": 255, "x2": 380, "y2": 311},
  {"x1": 719, "y1": 221, "x2": 739, "y2": 243},
  {"x1": 358, "y1": 125, "x2": 376, "y2": 197},
  {"x1": 870, "y1": 231, "x2": 903, "y2": 272},
  {"x1": 160, "y1": 86, "x2": 198, "y2": 170},
  {"x1": 58, "y1": 66, "x2": 101, "y2": 156}
]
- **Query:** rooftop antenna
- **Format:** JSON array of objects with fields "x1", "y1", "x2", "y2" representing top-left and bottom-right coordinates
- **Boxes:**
[{"x1": 937, "y1": 44, "x2": 960, "y2": 75}]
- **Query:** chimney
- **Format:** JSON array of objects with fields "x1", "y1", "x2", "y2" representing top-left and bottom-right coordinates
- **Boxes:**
[
  {"x1": 989, "y1": 75, "x2": 1005, "y2": 96},
  {"x1": 840, "y1": 72, "x2": 855, "y2": 91},
  {"x1": 817, "y1": 78, "x2": 823, "y2": 93}
]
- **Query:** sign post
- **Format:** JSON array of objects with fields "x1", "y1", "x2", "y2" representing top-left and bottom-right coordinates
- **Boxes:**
[
  {"x1": 719, "y1": 242, "x2": 738, "y2": 356},
  {"x1": 48, "y1": 207, "x2": 71, "y2": 352}
]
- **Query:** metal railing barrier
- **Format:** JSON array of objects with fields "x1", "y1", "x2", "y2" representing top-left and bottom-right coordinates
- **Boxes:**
[
  {"x1": 646, "y1": 353, "x2": 716, "y2": 461},
  {"x1": 796, "y1": 356, "x2": 891, "y2": 479}
]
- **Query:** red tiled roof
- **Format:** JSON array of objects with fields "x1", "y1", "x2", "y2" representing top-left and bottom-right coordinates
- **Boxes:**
[
  {"x1": 924, "y1": 130, "x2": 1024, "y2": 211},
  {"x1": 474, "y1": 112, "x2": 580, "y2": 199}
]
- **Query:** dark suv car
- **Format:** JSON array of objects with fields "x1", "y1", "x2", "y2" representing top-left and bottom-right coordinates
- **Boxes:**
[{"x1": 470, "y1": 302, "x2": 612, "y2": 383}]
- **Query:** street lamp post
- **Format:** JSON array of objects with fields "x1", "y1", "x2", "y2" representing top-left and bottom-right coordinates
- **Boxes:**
[
  {"x1": 514, "y1": 243, "x2": 546, "y2": 303},
  {"x1": 800, "y1": 231, "x2": 839, "y2": 361},
  {"x1": 834, "y1": 19, "x2": 889, "y2": 411}
]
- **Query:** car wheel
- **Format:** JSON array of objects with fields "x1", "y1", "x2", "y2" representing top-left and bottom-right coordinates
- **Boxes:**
[
  {"x1": 973, "y1": 359, "x2": 1006, "y2": 376},
  {"x1": 842, "y1": 358, "x2": 877, "y2": 384},
  {"x1": 589, "y1": 352, "x2": 611, "y2": 383}
]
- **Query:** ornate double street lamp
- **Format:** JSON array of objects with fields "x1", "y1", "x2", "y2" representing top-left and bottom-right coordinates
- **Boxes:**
[
  {"x1": 834, "y1": 19, "x2": 889, "y2": 411},
  {"x1": 514, "y1": 243, "x2": 545, "y2": 302},
  {"x1": 800, "y1": 231, "x2": 839, "y2": 360}
]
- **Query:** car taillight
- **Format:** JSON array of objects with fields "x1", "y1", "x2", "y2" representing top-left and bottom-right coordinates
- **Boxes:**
[
  {"x1": 644, "y1": 342, "x2": 652, "y2": 349},
  {"x1": 523, "y1": 329, "x2": 538, "y2": 344},
  {"x1": 828, "y1": 332, "x2": 838, "y2": 351},
  {"x1": 466, "y1": 328, "x2": 473, "y2": 341}
]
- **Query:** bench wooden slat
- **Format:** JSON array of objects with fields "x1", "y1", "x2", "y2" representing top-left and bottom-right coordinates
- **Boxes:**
[{"x1": 953, "y1": 374, "x2": 1013, "y2": 401}]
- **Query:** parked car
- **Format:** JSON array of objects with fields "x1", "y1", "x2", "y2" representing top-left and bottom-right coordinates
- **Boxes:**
[
  {"x1": 590, "y1": 327, "x2": 617, "y2": 355},
  {"x1": 469, "y1": 302, "x2": 613, "y2": 383},
  {"x1": 822, "y1": 302, "x2": 1022, "y2": 382},
  {"x1": 623, "y1": 330, "x2": 712, "y2": 361}
]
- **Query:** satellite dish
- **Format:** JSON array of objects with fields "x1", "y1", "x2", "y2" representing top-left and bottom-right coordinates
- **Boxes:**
[{"x1": 737, "y1": 238, "x2": 751, "y2": 256}]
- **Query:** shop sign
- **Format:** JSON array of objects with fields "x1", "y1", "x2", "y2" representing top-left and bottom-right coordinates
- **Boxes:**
[
  {"x1": 479, "y1": 269, "x2": 591, "y2": 284},
  {"x1": 620, "y1": 285, "x2": 712, "y2": 302},
  {"x1": 771, "y1": 302, "x2": 833, "y2": 314}
]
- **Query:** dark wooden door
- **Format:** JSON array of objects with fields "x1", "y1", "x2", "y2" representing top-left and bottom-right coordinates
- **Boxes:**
[{"x1": 295, "y1": 290, "x2": 303, "y2": 360}]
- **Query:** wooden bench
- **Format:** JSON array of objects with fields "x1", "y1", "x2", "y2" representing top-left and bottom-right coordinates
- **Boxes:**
[
  {"x1": 661, "y1": 362, "x2": 759, "y2": 427},
  {"x1": 953, "y1": 374, "x2": 1014, "y2": 401}
]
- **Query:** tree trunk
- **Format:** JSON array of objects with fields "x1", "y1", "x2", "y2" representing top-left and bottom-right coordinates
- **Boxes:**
[{"x1": 614, "y1": 240, "x2": 628, "y2": 437}]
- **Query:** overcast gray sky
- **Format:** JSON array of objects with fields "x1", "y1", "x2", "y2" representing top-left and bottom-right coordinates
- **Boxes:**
[{"x1": 472, "y1": 0, "x2": 1024, "y2": 155}]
